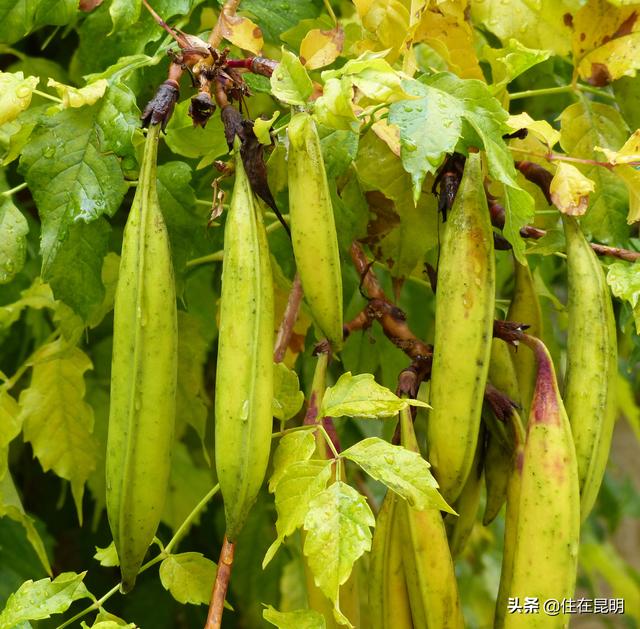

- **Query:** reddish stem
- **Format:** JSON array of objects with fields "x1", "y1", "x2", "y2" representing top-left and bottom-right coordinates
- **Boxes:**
[
  {"x1": 205, "y1": 536, "x2": 236, "y2": 629},
  {"x1": 273, "y1": 274, "x2": 304, "y2": 363}
]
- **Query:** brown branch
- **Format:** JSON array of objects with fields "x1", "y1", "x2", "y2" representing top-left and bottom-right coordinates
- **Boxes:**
[
  {"x1": 273, "y1": 274, "x2": 304, "y2": 363},
  {"x1": 206, "y1": 536, "x2": 235, "y2": 629},
  {"x1": 208, "y1": 0, "x2": 241, "y2": 48}
]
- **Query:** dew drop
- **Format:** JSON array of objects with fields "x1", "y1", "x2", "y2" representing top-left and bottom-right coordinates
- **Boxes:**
[{"x1": 240, "y1": 399, "x2": 250, "y2": 421}]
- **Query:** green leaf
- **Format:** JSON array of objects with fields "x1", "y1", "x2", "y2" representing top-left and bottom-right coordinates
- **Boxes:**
[
  {"x1": 159, "y1": 552, "x2": 217, "y2": 605},
  {"x1": 314, "y1": 78, "x2": 359, "y2": 131},
  {"x1": 254, "y1": 111, "x2": 279, "y2": 146},
  {"x1": 342, "y1": 437, "x2": 455, "y2": 513},
  {"x1": 319, "y1": 127, "x2": 359, "y2": 179},
  {"x1": 94, "y1": 542, "x2": 119, "y2": 567},
  {"x1": 164, "y1": 100, "x2": 228, "y2": 165},
  {"x1": 269, "y1": 430, "x2": 317, "y2": 492},
  {"x1": 321, "y1": 372, "x2": 428, "y2": 419},
  {"x1": 32, "y1": 0, "x2": 77, "y2": 29},
  {"x1": 270, "y1": 48, "x2": 313, "y2": 106},
  {"x1": 607, "y1": 261, "x2": 640, "y2": 334},
  {"x1": 263, "y1": 459, "x2": 333, "y2": 567},
  {"x1": 0, "y1": 277, "x2": 55, "y2": 329},
  {"x1": 263, "y1": 606, "x2": 326, "y2": 629},
  {"x1": 302, "y1": 482, "x2": 374, "y2": 614},
  {"x1": 0, "y1": 472, "x2": 52, "y2": 575},
  {"x1": 162, "y1": 443, "x2": 212, "y2": 533},
  {"x1": 559, "y1": 101, "x2": 630, "y2": 243},
  {"x1": 272, "y1": 363, "x2": 304, "y2": 422},
  {"x1": 19, "y1": 339, "x2": 98, "y2": 522},
  {"x1": 0, "y1": 390, "x2": 20, "y2": 480},
  {"x1": 86, "y1": 252, "x2": 120, "y2": 329},
  {"x1": 240, "y1": 0, "x2": 322, "y2": 44},
  {"x1": 109, "y1": 0, "x2": 141, "y2": 32},
  {"x1": 0, "y1": 1, "x2": 36, "y2": 45},
  {"x1": 483, "y1": 39, "x2": 552, "y2": 88},
  {"x1": 0, "y1": 197, "x2": 28, "y2": 284},
  {"x1": 174, "y1": 311, "x2": 210, "y2": 452},
  {"x1": 0, "y1": 71, "x2": 39, "y2": 125},
  {"x1": 0, "y1": 572, "x2": 91, "y2": 627}
]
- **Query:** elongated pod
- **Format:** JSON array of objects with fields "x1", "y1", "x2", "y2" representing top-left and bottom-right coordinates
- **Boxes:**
[
  {"x1": 287, "y1": 112, "x2": 343, "y2": 349},
  {"x1": 505, "y1": 336, "x2": 580, "y2": 628},
  {"x1": 215, "y1": 150, "x2": 275, "y2": 542},
  {"x1": 428, "y1": 152, "x2": 495, "y2": 504},
  {"x1": 106, "y1": 123, "x2": 178, "y2": 592},
  {"x1": 563, "y1": 215, "x2": 617, "y2": 521}
]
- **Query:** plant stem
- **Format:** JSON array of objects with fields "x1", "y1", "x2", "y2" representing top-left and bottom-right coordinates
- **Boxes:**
[
  {"x1": 32, "y1": 89, "x2": 63, "y2": 104},
  {"x1": 0, "y1": 182, "x2": 28, "y2": 197},
  {"x1": 208, "y1": 0, "x2": 242, "y2": 48},
  {"x1": 273, "y1": 273, "x2": 303, "y2": 363},
  {"x1": 509, "y1": 146, "x2": 627, "y2": 169},
  {"x1": 322, "y1": 0, "x2": 338, "y2": 24},
  {"x1": 509, "y1": 84, "x2": 615, "y2": 101},
  {"x1": 206, "y1": 536, "x2": 236, "y2": 629}
]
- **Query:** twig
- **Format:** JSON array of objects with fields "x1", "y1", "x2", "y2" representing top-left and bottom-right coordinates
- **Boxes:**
[
  {"x1": 0, "y1": 182, "x2": 28, "y2": 197},
  {"x1": 206, "y1": 536, "x2": 236, "y2": 629},
  {"x1": 208, "y1": 0, "x2": 242, "y2": 48},
  {"x1": 273, "y1": 274, "x2": 304, "y2": 363}
]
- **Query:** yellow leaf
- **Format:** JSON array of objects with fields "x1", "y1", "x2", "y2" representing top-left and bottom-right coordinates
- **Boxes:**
[
  {"x1": 371, "y1": 119, "x2": 401, "y2": 157},
  {"x1": 507, "y1": 112, "x2": 560, "y2": 150},
  {"x1": 595, "y1": 129, "x2": 640, "y2": 164},
  {"x1": 0, "y1": 71, "x2": 39, "y2": 125},
  {"x1": 354, "y1": 0, "x2": 411, "y2": 62},
  {"x1": 254, "y1": 111, "x2": 279, "y2": 146},
  {"x1": 613, "y1": 165, "x2": 640, "y2": 223},
  {"x1": 573, "y1": 0, "x2": 640, "y2": 85},
  {"x1": 47, "y1": 78, "x2": 108, "y2": 108},
  {"x1": 219, "y1": 12, "x2": 263, "y2": 54},
  {"x1": 300, "y1": 27, "x2": 345, "y2": 69},
  {"x1": 550, "y1": 162, "x2": 595, "y2": 215}
]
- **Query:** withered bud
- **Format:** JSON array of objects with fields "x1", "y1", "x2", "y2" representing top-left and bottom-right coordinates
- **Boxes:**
[
  {"x1": 189, "y1": 92, "x2": 216, "y2": 128},
  {"x1": 141, "y1": 80, "x2": 179, "y2": 130}
]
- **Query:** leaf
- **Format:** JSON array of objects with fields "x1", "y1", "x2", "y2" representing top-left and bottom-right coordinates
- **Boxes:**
[
  {"x1": 321, "y1": 372, "x2": 428, "y2": 419},
  {"x1": 174, "y1": 311, "x2": 210, "y2": 452},
  {"x1": 159, "y1": 552, "x2": 217, "y2": 605},
  {"x1": 595, "y1": 129, "x2": 640, "y2": 165},
  {"x1": 302, "y1": 482, "x2": 374, "y2": 614},
  {"x1": 0, "y1": 197, "x2": 29, "y2": 284},
  {"x1": 559, "y1": 101, "x2": 630, "y2": 242},
  {"x1": 0, "y1": 390, "x2": 21, "y2": 480},
  {"x1": 0, "y1": 472, "x2": 52, "y2": 575},
  {"x1": 270, "y1": 48, "x2": 313, "y2": 106},
  {"x1": 300, "y1": 27, "x2": 345, "y2": 70},
  {"x1": 269, "y1": 430, "x2": 317, "y2": 492},
  {"x1": 263, "y1": 459, "x2": 333, "y2": 567},
  {"x1": 162, "y1": 443, "x2": 212, "y2": 533},
  {"x1": 470, "y1": 0, "x2": 575, "y2": 56},
  {"x1": 322, "y1": 53, "x2": 416, "y2": 104},
  {"x1": 342, "y1": 437, "x2": 455, "y2": 513},
  {"x1": 319, "y1": 127, "x2": 359, "y2": 179},
  {"x1": 483, "y1": 39, "x2": 552, "y2": 88},
  {"x1": 94, "y1": 542, "x2": 119, "y2": 567},
  {"x1": 550, "y1": 162, "x2": 595, "y2": 215},
  {"x1": 109, "y1": 0, "x2": 141, "y2": 32},
  {"x1": 0, "y1": 572, "x2": 91, "y2": 627},
  {"x1": 33, "y1": 0, "x2": 77, "y2": 28},
  {"x1": 613, "y1": 165, "x2": 640, "y2": 224},
  {"x1": 86, "y1": 252, "x2": 120, "y2": 329},
  {"x1": 573, "y1": 0, "x2": 640, "y2": 85},
  {"x1": 0, "y1": 71, "x2": 39, "y2": 125},
  {"x1": 219, "y1": 12, "x2": 264, "y2": 54},
  {"x1": 607, "y1": 261, "x2": 640, "y2": 334},
  {"x1": 46, "y1": 78, "x2": 109, "y2": 109},
  {"x1": 240, "y1": 0, "x2": 322, "y2": 44},
  {"x1": 314, "y1": 78, "x2": 359, "y2": 131},
  {"x1": 164, "y1": 99, "x2": 228, "y2": 165},
  {"x1": 19, "y1": 339, "x2": 98, "y2": 521},
  {"x1": 263, "y1": 606, "x2": 326, "y2": 629},
  {"x1": 506, "y1": 112, "x2": 560, "y2": 150},
  {"x1": 0, "y1": 277, "x2": 56, "y2": 329},
  {"x1": 272, "y1": 363, "x2": 304, "y2": 422},
  {"x1": 254, "y1": 111, "x2": 279, "y2": 145}
]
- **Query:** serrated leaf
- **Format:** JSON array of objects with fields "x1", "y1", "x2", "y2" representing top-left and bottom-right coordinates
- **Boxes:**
[
  {"x1": 162, "y1": 443, "x2": 212, "y2": 533},
  {"x1": 240, "y1": 0, "x2": 322, "y2": 44},
  {"x1": 219, "y1": 12, "x2": 263, "y2": 54},
  {"x1": 263, "y1": 459, "x2": 333, "y2": 567},
  {"x1": 109, "y1": 0, "x2": 141, "y2": 32},
  {"x1": 263, "y1": 606, "x2": 326, "y2": 629},
  {"x1": 93, "y1": 542, "x2": 119, "y2": 567},
  {"x1": 301, "y1": 27, "x2": 344, "y2": 70},
  {"x1": 342, "y1": 437, "x2": 455, "y2": 513},
  {"x1": 0, "y1": 390, "x2": 21, "y2": 480},
  {"x1": 302, "y1": 482, "x2": 374, "y2": 611},
  {"x1": 607, "y1": 261, "x2": 640, "y2": 334},
  {"x1": 271, "y1": 48, "x2": 313, "y2": 106},
  {"x1": 174, "y1": 312, "x2": 210, "y2": 452},
  {"x1": 18, "y1": 339, "x2": 98, "y2": 522},
  {"x1": 269, "y1": 431, "x2": 317, "y2": 492},
  {"x1": 272, "y1": 363, "x2": 304, "y2": 422},
  {"x1": 0, "y1": 197, "x2": 28, "y2": 284},
  {"x1": 483, "y1": 39, "x2": 552, "y2": 88},
  {"x1": 159, "y1": 552, "x2": 217, "y2": 605},
  {"x1": 550, "y1": 162, "x2": 595, "y2": 216},
  {"x1": 0, "y1": 472, "x2": 52, "y2": 575},
  {"x1": 0, "y1": 71, "x2": 39, "y2": 125},
  {"x1": 0, "y1": 572, "x2": 91, "y2": 627},
  {"x1": 47, "y1": 78, "x2": 108, "y2": 109},
  {"x1": 321, "y1": 372, "x2": 428, "y2": 419}
]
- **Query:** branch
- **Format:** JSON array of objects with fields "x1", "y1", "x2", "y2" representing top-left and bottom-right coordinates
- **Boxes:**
[
  {"x1": 208, "y1": 0, "x2": 241, "y2": 48},
  {"x1": 206, "y1": 536, "x2": 235, "y2": 629},
  {"x1": 273, "y1": 274, "x2": 304, "y2": 363}
]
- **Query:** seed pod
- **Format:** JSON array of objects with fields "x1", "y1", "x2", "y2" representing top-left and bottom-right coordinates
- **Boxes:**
[
  {"x1": 215, "y1": 148, "x2": 275, "y2": 542},
  {"x1": 287, "y1": 112, "x2": 343, "y2": 349},
  {"x1": 506, "y1": 260, "x2": 542, "y2": 419},
  {"x1": 504, "y1": 336, "x2": 580, "y2": 628},
  {"x1": 106, "y1": 123, "x2": 178, "y2": 593},
  {"x1": 427, "y1": 152, "x2": 495, "y2": 504},
  {"x1": 563, "y1": 215, "x2": 617, "y2": 521}
]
